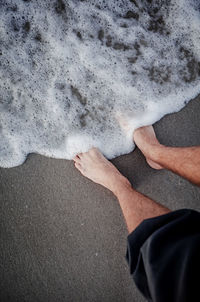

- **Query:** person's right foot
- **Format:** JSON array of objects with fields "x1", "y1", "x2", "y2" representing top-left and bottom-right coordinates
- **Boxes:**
[
  {"x1": 133, "y1": 126, "x2": 163, "y2": 170},
  {"x1": 116, "y1": 113, "x2": 163, "y2": 170}
]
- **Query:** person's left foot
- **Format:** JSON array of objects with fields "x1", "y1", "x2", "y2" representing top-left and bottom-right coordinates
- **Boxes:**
[{"x1": 73, "y1": 148, "x2": 130, "y2": 193}]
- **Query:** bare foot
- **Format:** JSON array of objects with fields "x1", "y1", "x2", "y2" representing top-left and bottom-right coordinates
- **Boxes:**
[
  {"x1": 73, "y1": 148, "x2": 130, "y2": 193},
  {"x1": 145, "y1": 158, "x2": 163, "y2": 170},
  {"x1": 133, "y1": 126, "x2": 163, "y2": 170},
  {"x1": 116, "y1": 113, "x2": 163, "y2": 170}
]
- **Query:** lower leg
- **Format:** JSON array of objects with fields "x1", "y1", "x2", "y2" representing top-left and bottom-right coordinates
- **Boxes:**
[
  {"x1": 73, "y1": 148, "x2": 170, "y2": 233},
  {"x1": 134, "y1": 126, "x2": 200, "y2": 186},
  {"x1": 114, "y1": 182, "x2": 170, "y2": 233}
]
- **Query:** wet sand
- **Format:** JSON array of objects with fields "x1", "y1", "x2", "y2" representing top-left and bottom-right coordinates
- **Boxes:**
[{"x1": 0, "y1": 95, "x2": 200, "y2": 302}]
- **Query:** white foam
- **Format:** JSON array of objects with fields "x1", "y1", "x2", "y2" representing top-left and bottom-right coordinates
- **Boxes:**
[{"x1": 0, "y1": 0, "x2": 200, "y2": 167}]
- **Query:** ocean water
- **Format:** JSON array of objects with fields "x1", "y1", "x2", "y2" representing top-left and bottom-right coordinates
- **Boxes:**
[{"x1": 0, "y1": 0, "x2": 200, "y2": 168}]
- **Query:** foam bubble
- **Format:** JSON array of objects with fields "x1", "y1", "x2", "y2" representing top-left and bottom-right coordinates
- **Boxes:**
[{"x1": 0, "y1": 0, "x2": 200, "y2": 167}]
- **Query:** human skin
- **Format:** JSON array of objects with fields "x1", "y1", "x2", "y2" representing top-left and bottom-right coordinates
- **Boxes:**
[
  {"x1": 134, "y1": 126, "x2": 200, "y2": 186},
  {"x1": 73, "y1": 126, "x2": 200, "y2": 233}
]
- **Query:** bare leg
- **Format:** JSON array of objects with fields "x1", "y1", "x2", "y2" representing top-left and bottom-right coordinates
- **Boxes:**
[
  {"x1": 73, "y1": 148, "x2": 170, "y2": 233},
  {"x1": 134, "y1": 126, "x2": 200, "y2": 186}
]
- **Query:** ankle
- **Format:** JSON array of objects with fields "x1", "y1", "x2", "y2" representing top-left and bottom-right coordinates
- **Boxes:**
[
  {"x1": 148, "y1": 143, "x2": 166, "y2": 163},
  {"x1": 111, "y1": 175, "x2": 132, "y2": 197}
]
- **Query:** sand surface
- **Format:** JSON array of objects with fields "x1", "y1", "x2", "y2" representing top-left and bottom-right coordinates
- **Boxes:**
[{"x1": 0, "y1": 96, "x2": 200, "y2": 302}]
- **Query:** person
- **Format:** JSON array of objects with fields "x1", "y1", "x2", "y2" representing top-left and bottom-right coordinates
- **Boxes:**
[{"x1": 73, "y1": 125, "x2": 200, "y2": 302}]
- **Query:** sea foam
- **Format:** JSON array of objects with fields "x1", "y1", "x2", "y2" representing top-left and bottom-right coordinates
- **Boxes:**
[{"x1": 0, "y1": 0, "x2": 200, "y2": 168}]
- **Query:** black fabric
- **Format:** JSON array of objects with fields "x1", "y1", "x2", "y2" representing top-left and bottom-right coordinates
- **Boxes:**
[{"x1": 126, "y1": 209, "x2": 200, "y2": 302}]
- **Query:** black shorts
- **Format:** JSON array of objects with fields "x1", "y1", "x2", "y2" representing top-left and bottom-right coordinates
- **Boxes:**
[{"x1": 126, "y1": 209, "x2": 200, "y2": 302}]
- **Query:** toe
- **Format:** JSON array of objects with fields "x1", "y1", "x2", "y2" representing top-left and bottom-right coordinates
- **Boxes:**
[
  {"x1": 73, "y1": 155, "x2": 81, "y2": 162},
  {"x1": 74, "y1": 161, "x2": 82, "y2": 171},
  {"x1": 77, "y1": 152, "x2": 84, "y2": 158}
]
